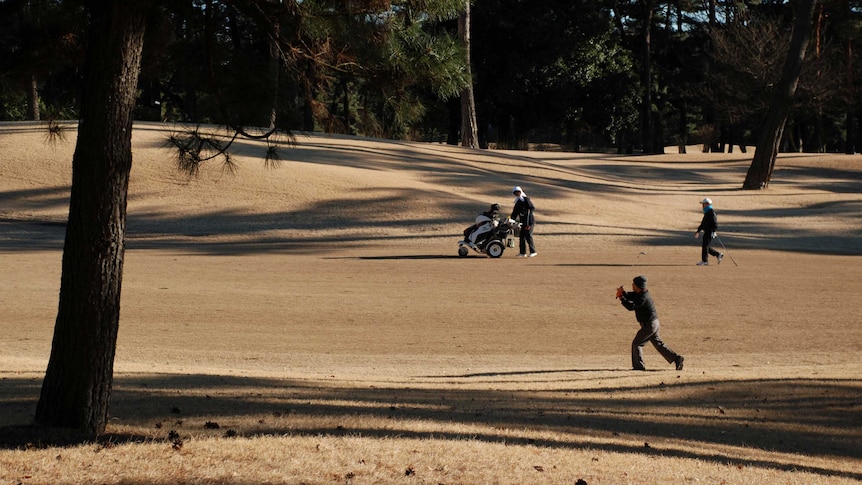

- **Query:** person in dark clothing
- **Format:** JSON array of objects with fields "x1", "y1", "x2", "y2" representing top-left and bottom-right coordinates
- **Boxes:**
[
  {"x1": 616, "y1": 275, "x2": 684, "y2": 371},
  {"x1": 695, "y1": 197, "x2": 723, "y2": 266},
  {"x1": 510, "y1": 185, "x2": 536, "y2": 257}
]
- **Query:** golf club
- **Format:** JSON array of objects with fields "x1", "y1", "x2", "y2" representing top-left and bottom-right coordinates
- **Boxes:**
[
  {"x1": 616, "y1": 251, "x2": 647, "y2": 299},
  {"x1": 631, "y1": 251, "x2": 647, "y2": 270},
  {"x1": 715, "y1": 235, "x2": 738, "y2": 266}
]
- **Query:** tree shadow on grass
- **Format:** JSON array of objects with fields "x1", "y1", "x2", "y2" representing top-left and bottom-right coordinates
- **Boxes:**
[
  {"x1": 2, "y1": 133, "x2": 861, "y2": 256},
  {"x1": 1, "y1": 373, "x2": 859, "y2": 480},
  {"x1": 336, "y1": 255, "x2": 458, "y2": 260}
]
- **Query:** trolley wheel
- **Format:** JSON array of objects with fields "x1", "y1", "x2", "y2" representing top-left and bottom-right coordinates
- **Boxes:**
[
  {"x1": 486, "y1": 241, "x2": 505, "y2": 258},
  {"x1": 458, "y1": 246, "x2": 469, "y2": 257}
]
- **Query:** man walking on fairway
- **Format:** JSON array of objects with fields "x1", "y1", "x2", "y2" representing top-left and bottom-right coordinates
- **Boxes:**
[
  {"x1": 695, "y1": 197, "x2": 723, "y2": 266},
  {"x1": 616, "y1": 275, "x2": 684, "y2": 371}
]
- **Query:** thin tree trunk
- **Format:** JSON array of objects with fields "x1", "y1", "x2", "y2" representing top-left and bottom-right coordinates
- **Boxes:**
[
  {"x1": 703, "y1": 0, "x2": 720, "y2": 153},
  {"x1": 844, "y1": 0, "x2": 856, "y2": 154},
  {"x1": 303, "y1": 64, "x2": 317, "y2": 132},
  {"x1": 268, "y1": 20, "x2": 280, "y2": 129},
  {"x1": 678, "y1": 101, "x2": 687, "y2": 153},
  {"x1": 458, "y1": 0, "x2": 478, "y2": 148},
  {"x1": 29, "y1": 74, "x2": 40, "y2": 121},
  {"x1": 342, "y1": 81, "x2": 351, "y2": 135},
  {"x1": 743, "y1": 0, "x2": 816, "y2": 190},
  {"x1": 34, "y1": 0, "x2": 149, "y2": 438},
  {"x1": 639, "y1": 0, "x2": 655, "y2": 153}
]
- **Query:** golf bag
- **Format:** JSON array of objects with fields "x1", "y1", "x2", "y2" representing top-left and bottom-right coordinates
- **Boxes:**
[{"x1": 458, "y1": 218, "x2": 520, "y2": 258}]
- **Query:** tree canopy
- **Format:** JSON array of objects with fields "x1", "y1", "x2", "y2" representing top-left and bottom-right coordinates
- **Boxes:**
[{"x1": 3, "y1": 0, "x2": 860, "y2": 154}]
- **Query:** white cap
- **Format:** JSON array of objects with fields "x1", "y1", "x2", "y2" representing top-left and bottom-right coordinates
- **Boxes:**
[
  {"x1": 701, "y1": 198, "x2": 712, "y2": 205},
  {"x1": 513, "y1": 186, "x2": 523, "y2": 194}
]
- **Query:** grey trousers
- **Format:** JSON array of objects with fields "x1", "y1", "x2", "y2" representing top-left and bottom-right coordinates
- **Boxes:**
[{"x1": 632, "y1": 319, "x2": 679, "y2": 370}]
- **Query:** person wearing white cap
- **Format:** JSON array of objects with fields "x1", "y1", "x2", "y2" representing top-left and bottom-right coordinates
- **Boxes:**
[
  {"x1": 695, "y1": 197, "x2": 723, "y2": 265},
  {"x1": 510, "y1": 185, "x2": 536, "y2": 257}
]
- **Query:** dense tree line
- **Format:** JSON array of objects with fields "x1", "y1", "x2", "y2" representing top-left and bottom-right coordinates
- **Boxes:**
[
  {"x1": 0, "y1": 0, "x2": 856, "y2": 440},
  {"x1": 2, "y1": 1, "x2": 861, "y2": 155}
]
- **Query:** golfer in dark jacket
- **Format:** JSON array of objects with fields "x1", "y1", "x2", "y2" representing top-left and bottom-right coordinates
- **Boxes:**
[
  {"x1": 695, "y1": 197, "x2": 723, "y2": 265},
  {"x1": 616, "y1": 275, "x2": 684, "y2": 371},
  {"x1": 510, "y1": 185, "x2": 536, "y2": 257}
]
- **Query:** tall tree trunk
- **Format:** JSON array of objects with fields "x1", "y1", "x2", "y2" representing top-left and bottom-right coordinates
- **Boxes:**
[
  {"x1": 28, "y1": 74, "x2": 40, "y2": 121},
  {"x1": 743, "y1": 0, "x2": 816, "y2": 190},
  {"x1": 702, "y1": 0, "x2": 720, "y2": 153},
  {"x1": 342, "y1": 80, "x2": 351, "y2": 135},
  {"x1": 458, "y1": 0, "x2": 478, "y2": 148},
  {"x1": 639, "y1": 0, "x2": 655, "y2": 153},
  {"x1": 34, "y1": 0, "x2": 149, "y2": 438},
  {"x1": 678, "y1": 101, "x2": 687, "y2": 153},
  {"x1": 260, "y1": 0, "x2": 281, "y2": 129},
  {"x1": 267, "y1": 20, "x2": 280, "y2": 129},
  {"x1": 844, "y1": 0, "x2": 856, "y2": 154},
  {"x1": 303, "y1": 64, "x2": 317, "y2": 132}
]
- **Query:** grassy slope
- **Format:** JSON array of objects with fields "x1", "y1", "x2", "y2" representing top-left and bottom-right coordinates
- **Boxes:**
[{"x1": 1, "y1": 122, "x2": 860, "y2": 484}]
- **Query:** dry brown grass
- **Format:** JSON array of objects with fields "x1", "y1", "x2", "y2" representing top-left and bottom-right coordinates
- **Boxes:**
[{"x1": 0, "y1": 121, "x2": 860, "y2": 484}]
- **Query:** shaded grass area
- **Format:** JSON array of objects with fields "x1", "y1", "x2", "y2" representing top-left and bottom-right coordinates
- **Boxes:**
[
  {"x1": 2, "y1": 134, "x2": 861, "y2": 256},
  {"x1": 2, "y1": 372, "x2": 860, "y2": 480}
]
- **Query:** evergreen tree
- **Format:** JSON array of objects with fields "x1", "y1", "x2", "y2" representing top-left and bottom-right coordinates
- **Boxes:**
[
  {"x1": 744, "y1": 0, "x2": 818, "y2": 189},
  {"x1": 35, "y1": 0, "x2": 151, "y2": 436}
]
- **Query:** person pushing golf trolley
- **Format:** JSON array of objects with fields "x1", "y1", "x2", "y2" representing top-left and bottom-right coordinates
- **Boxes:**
[
  {"x1": 616, "y1": 275, "x2": 685, "y2": 371},
  {"x1": 510, "y1": 185, "x2": 536, "y2": 257}
]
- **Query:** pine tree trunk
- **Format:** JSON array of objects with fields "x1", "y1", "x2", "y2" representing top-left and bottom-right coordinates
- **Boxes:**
[
  {"x1": 28, "y1": 74, "x2": 40, "y2": 121},
  {"x1": 34, "y1": 0, "x2": 149, "y2": 438},
  {"x1": 639, "y1": 0, "x2": 655, "y2": 154},
  {"x1": 743, "y1": 0, "x2": 816, "y2": 190},
  {"x1": 267, "y1": 20, "x2": 280, "y2": 129},
  {"x1": 678, "y1": 101, "x2": 687, "y2": 154},
  {"x1": 844, "y1": 9, "x2": 856, "y2": 154},
  {"x1": 459, "y1": 1, "x2": 478, "y2": 148}
]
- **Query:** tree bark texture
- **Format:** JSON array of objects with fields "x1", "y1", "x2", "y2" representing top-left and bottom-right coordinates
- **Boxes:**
[
  {"x1": 34, "y1": 0, "x2": 149, "y2": 438},
  {"x1": 458, "y1": 1, "x2": 478, "y2": 148},
  {"x1": 743, "y1": 0, "x2": 816, "y2": 190}
]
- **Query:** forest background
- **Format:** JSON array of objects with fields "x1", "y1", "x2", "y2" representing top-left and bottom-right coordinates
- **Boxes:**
[{"x1": 3, "y1": 0, "x2": 862, "y2": 156}]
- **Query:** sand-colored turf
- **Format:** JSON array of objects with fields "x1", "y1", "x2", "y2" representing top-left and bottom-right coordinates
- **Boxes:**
[{"x1": 1, "y1": 121, "x2": 860, "y2": 484}]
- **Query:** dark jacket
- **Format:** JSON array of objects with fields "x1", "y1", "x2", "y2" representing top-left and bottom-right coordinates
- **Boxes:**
[
  {"x1": 697, "y1": 208, "x2": 718, "y2": 234},
  {"x1": 620, "y1": 290, "x2": 658, "y2": 326},
  {"x1": 511, "y1": 196, "x2": 535, "y2": 227}
]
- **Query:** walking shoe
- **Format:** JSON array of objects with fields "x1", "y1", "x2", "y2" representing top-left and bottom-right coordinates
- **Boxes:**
[
  {"x1": 717, "y1": 253, "x2": 724, "y2": 265},
  {"x1": 675, "y1": 355, "x2": 685, "y2": 370},
  {"x1": 516, "y1": 253, "x2": 527, "y2": 258},
  {"x1": 528, "y1": 252, "x2": 537, "y2": 257},
  {"x1": 696, "y1": 261, "x2": 709, "y2": 266}
]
